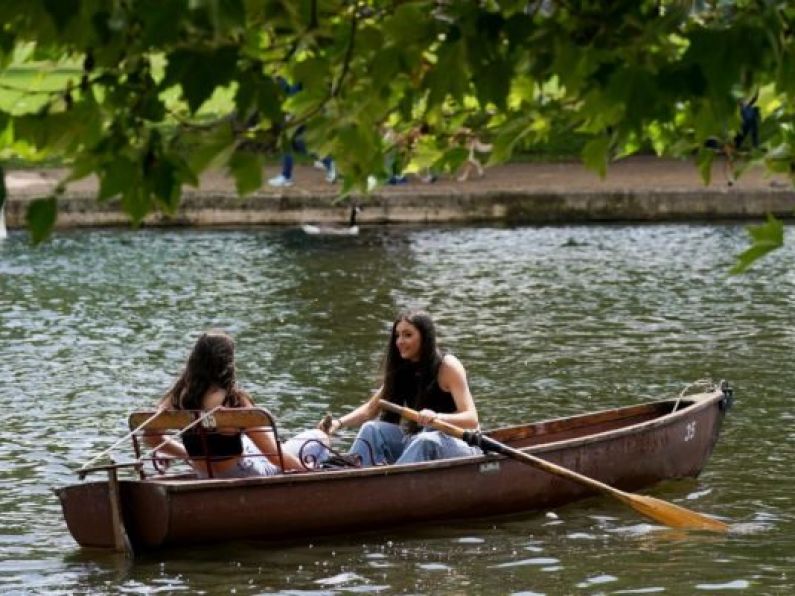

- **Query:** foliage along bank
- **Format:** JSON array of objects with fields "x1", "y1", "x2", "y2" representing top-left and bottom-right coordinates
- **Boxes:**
[{"x1": 0, "y1": 1, "x2": 791, "y2": 267}]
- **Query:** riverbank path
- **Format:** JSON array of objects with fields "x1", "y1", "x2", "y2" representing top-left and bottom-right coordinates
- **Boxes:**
[{"x1": 3, "y1": 156, "x2": 794, "y2": 229}]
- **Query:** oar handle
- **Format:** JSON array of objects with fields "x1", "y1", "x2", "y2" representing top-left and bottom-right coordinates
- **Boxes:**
[{"x1": 377, "y1": 400, "x2": 467, "y2": 440}]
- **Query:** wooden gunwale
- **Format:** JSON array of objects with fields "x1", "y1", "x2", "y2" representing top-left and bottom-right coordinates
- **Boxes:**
[
  {"x1": 151, "y1": 390, "x2": 721, "y2": 493},
  {"x1": 57, "y1": 388, "x2": 728, "y2": 550}
]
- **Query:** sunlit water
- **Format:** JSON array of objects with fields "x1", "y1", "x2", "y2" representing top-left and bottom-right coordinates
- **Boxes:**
[{"x1": 1, "y1": 224, "x2": 793, "y2": 594}]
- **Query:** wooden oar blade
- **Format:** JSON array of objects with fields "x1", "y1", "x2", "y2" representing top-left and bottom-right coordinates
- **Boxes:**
[{"x1": 618, "y1": 493, "x2": 728, "y2": 533}]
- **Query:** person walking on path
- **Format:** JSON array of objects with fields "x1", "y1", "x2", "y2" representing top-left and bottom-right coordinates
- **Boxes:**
[{"x1": 268, "y1": 78, "x2": 337, "y2": 188}]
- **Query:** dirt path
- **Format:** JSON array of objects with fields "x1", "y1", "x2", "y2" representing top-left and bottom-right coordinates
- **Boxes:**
[{"x1": 4, "y1": 155, "x2": 788, "y2": 197}]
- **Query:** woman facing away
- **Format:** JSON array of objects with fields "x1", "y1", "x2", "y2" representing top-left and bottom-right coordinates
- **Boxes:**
[
  {"x1": 320, "y1": 309, "x2": 482, "y2": 465},
  {"x1": 148, "y1": 329, "x2": 329, "y2": 479}
]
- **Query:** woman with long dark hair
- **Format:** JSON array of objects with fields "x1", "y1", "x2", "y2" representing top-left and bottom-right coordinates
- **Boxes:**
[
  {"x1": 150, "y1": 329, "x2": 328, "y2": 478},
  {"x1": 320, "y1": 310, "x2": 481, "y2": 465}
]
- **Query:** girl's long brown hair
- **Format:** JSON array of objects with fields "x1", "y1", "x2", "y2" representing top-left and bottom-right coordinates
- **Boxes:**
[
  {"x1": 381, "y1": 309, "x2": 443, "y2": 409},
  {"x1": 163, "y1": 330, "x2": 250, "y2": 410}
]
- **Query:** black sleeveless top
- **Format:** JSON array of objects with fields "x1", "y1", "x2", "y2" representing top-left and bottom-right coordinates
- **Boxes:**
[
  {"x1": 182, "y1": 430, "x2": 243, "y2": 459},
  {"x1": 180, "y1": 390, "x2": 246, "y2": 458},
  {"x1": 381, "y1": 356, "x2": 456, "y2": 430}
]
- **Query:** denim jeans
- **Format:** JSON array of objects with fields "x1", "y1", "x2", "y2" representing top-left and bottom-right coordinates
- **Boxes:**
[
  {"x1": 397, "y1": 428, "x2": 481, "y2": 464},
  {"x1": 349, "y1": 420, "x2": 481, "y2": 466},
  {"x1": 194, "y1": 434, "x2": 279, "y2": 479},
  {"x1": 194, "y1": 429, "x2": 330, "y2": 479},
  {"x1": 281, "y1": 126, "x2": 333, "y2": 179}
]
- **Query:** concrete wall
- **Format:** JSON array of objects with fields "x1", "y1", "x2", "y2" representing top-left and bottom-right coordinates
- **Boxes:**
[
  {"x1": 6, "y1": 188, "x2": 795, "y2": 229},
  {"x1": 5, "y1": 159, "x2": 795, "y2": 229}
]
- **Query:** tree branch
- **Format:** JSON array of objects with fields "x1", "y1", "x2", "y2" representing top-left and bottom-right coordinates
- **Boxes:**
[{"x1": 332, "y1": 10, "x2": 358, "y2": 98}]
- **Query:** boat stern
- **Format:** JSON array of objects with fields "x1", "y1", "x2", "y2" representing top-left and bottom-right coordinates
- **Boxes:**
[
  {"x1": 55, "y1": 481, "x2": 119, "y2": 549},
  {"x1": 56, "y1": 478, "x2": 171, "y2": 551}
]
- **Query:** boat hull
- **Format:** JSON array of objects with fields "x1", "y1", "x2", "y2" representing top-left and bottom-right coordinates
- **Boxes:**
[{"x1": 57, "y1": 389, "x2": 730, "y2": 550}]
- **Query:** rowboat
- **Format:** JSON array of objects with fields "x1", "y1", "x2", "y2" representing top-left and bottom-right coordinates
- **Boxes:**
[{"x1": 56, "y1": 382, "x2": 732, "y2": 552}]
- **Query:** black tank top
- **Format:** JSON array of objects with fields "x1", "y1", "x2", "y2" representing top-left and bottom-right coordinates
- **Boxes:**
[
  {"x1": 180, "y1": 389, "x2": 247, "y2": 458},
  {"x1": 381, "y1": 357, "x2": 456, "y2": 428},
  {"x1": 182, "y1": 430, "x2": 243, "y2": 458}
]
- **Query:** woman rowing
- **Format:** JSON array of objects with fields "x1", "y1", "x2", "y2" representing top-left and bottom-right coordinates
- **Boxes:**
[
  {"x1": 320, "y1": 309, "x2": 482, "y2": 465},
  {"x1": 148, "y1": 329, "x2": 329, "y2": 478}
]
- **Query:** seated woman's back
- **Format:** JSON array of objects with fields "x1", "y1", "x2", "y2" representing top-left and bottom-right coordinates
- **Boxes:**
[{"x1": 149, "y1": 330, "x2": 328, "y2": 478}]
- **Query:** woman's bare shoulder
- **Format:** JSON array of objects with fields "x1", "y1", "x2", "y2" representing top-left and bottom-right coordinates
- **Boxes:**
[
  {"x1": 441, "y1": 352, "x2": 462, "y2": 365},
  {"x1": 440, "y1": 353, "x2": 466, "y2": 375}
]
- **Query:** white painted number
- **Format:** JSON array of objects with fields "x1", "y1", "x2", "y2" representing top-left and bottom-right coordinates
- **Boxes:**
[
  {"x1": 479, "y1": 461, "x2": 500, "y2": 474},
  {"x1": 684, "y1": 421, "x2": 697, "y2": 442}
]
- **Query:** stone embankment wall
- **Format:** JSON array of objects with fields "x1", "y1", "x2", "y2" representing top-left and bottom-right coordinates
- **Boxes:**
[{"x1": 4, "y1": 159, "x2": 795, "y2": 229}]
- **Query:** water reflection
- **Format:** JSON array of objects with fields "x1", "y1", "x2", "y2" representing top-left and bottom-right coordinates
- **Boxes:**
[{"x1": 1, "y1": 224, "x2": 793, "y2": 593}]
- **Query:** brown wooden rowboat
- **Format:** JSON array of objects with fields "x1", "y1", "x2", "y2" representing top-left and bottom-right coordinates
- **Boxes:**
[{"x1": 56, "y1": 383, "x2": 732, "y2": 552}]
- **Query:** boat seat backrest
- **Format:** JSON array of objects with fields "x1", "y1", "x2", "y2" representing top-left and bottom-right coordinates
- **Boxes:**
[
  {"x1": 126, "y1": 408, "x2": 282, "y2": 479},
  {"x1": 128, "y1": 407, "x2": 277, "y2": 434}
]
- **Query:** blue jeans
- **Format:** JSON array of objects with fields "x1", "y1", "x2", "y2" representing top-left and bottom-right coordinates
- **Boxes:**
[
  {"x1": 349, "y1": 420, "x2": 481, "y2": 466},
  {"x1": 195, "y1": 435, "x2": 279, "y2": 479},
  {"x1": 195, "y1": 430, "x2": 330, "y2": 479},
  {"x1": 281, "y1": 126, "x2": 333, "y2": 179},
  {"x1": 397, "y1": 428, "x2": 481, "y2": 464}
]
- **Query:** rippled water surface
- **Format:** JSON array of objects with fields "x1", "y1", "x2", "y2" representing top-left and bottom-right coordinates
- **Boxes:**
[{"x1": 1, "y1": 224, "x2": 793, "y2": 594}]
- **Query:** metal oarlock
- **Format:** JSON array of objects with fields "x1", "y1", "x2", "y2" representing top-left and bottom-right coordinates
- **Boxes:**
[{"x1": 297, "y1": 439, "x2": 364, "y2": 470}]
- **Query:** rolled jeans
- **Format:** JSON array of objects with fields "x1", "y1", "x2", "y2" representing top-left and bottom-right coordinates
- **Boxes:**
[{"x1": 349, "y1": 420, "x2": 481, "y2": 466}]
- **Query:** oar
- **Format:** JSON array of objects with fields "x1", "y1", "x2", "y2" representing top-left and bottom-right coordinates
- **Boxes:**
[{"x1": 378, "y1": 400, "x2": 728, "y2": 533}]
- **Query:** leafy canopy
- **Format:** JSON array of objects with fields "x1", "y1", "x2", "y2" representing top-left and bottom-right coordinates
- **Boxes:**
[{"x1": 0, "y1": 0, "x2": 792, "y2": 267}]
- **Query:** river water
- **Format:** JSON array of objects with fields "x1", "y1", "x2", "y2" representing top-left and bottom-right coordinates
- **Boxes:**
[{"x1": 1, "y1": 224, "x2": 793, "y2": 594}]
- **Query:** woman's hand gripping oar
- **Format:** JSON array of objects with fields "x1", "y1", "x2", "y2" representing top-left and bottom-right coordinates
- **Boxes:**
[{"x1": 378, "y1": 400, "x2": 728, "y2": 533}]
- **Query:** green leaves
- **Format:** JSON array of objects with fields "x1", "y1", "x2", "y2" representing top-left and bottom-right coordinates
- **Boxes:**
[
  {"x1": 95, "y1": 142, "x2": 187, "y2": 223},
  {"x1": 162, "y1": 46, "x2": 239, "y2": 113},
  {"x1": 731, "y1": 215, "x2": 784, "y2": 274},
  {"x1": 26, "y1": 196, "x2": 57, "y2": 244},
  {"x1": 12, "y1": 93, "x2": 103, "y2": 156},
  {"x1": 228, "y1": 150, "x2": 262, "y2": 196},
  {"x1": 98, "y1": 158, "x2": 137, "y2": 202},
  {"x1": 385, "y1": 3, "x2": 432, "y2": 46},
  {"x1": 138, "y1": 0, "x2": 189, "y2": 45},
  {"x1": 185, "y1": 124, "x2": 236, "y2": 174},
  {"x1": 582, "y1": 137, "x2": 610, "y2": 178},
  {"x1": 696, "y1": 148, "x2": 714, "y2": 186},
  {"x1": 424, "y1": 41, "x2": 469, "y2": 110},
  {"x1": 0, "y1": 0, "x2": 792, "y2": 267},
  {"x1": 42, "y1": 0, "x2": 79, "y2": 32},
  {"x1": 234, "y1": 71, "x2": 282, "y2": 124},
  {"x1": 0, "y1": 165, "x2": 6, "y2": 210},
  {"x1": 473, "y1": 56, "x2": 512, "y2": 110},
  {"x1": 147, "y1": 154, "x2": 181, "y2": 212}
]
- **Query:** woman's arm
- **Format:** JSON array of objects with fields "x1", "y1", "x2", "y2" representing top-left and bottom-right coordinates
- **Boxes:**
[
  {"x1": 323, "y1": 387, "x2": 383, "y2": 435},
  {"x1": 238, "y1": 395, "x2": 305, "y2": 471},
  {"x1": 418, "y1": 354, "x2": 479, "y2": 429},
  {"x1": 144, "y1": 433, "x2": 189, "y2": 459},
  {"x1": 142, "y1": 398, "x2": 189, "y2": 458},
  {"x1": 244, "y1": 427, "x2": 305, "y2": 472}
]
